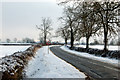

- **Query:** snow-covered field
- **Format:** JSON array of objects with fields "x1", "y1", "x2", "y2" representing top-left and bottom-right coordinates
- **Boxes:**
[
  {"x1": 61, "y1": 46, "x2": 119, "y2": 67},
  {"x1": 24, "y1": 46, "x2": 86, "y2": 78},
  {"x1": 0, "y1": 45, "x2": 30, "y2": 58},
  {"x1": 75, "y1": 45, "x2": 119, "y2": 50}
]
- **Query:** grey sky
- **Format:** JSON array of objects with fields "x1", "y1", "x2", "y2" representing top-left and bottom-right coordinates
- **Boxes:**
[{"x1": 1, "y1": 1, "x2": 63, "y2": 42}]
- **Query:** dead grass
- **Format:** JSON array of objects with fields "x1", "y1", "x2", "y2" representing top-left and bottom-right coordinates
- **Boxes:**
[{"x1": 0, "y1": 44, "x2": 42, "y2": 80}]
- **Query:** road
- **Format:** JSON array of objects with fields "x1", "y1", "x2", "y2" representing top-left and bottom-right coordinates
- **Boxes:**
[{"x1": 50, "y1": 46, "x2": 120, "y2": 80}]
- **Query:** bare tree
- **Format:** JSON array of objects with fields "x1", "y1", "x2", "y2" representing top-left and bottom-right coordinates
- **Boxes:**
[
  {"x1": 36, "y1": 17, "x2": 53, "y2": 45},
  {"x1": 14, "y1": 38, "x2": 17, "y2": 43},
  {"x1": 78, "y1": 2, "x2": 101, "y2": 49},
  {"x1": 117, "y1": 37, "x2": 120, "y2": 45},
  {"x1": 93, "y1": 2, "x2": 120, "y2": 51},
  {"x1": 58, "y1": 1, "x2": 120, "y2": 51},
  {"x1": 60, "y1": 7, "x2": 79, "y2": 48},
  {"x1": 59, "y1": 1, "x2": 120, "y2": 50},
  {"x1": 56, "y1": 26, "x2": 70, "y2": 45},
  {"x1": 60, "y1": 2, "x2": 100, "y2": 49},
  {"x1": 6, "y1": 38, "x2": 10, "y2": 43},
  {"x1": 39, "y1": 33, "x2": 44, "y2": 43},
  {"x1": 22, "y1": 38, "x2": 35, "y2": 43}
]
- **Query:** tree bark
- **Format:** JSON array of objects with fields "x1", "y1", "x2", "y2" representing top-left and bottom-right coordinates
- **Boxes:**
[
  {"x1": 44, "y1": 33, "x2": 46, "y2": 45},
  {"x1": 104, "y1": 31, "x2": 108, "y2": 51},
  {"x1": 70, "y1": 26, "x2": 74, "y2": 49},
  {"x1": 86, "y1": 36, "x2": 90, "y2": 49},
  {"x1": 65, "y1": 38, "x2": 67, "y2": 45},
  {"x1": 104, "y1": 2, "x2": 108, "y2": 51}
]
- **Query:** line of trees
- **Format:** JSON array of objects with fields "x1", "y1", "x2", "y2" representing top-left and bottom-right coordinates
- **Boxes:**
[
  {"x1": 57, "y1": 1, "x2": 120, "y2": 51},
  {"x1": 3, "y1": 38, "x2": 35, "y2": 43}
]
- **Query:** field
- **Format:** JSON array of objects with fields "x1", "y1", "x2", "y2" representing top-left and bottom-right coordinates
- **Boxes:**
[{"x1": 0, "y1": 45, "x2": 30, "y2": 58}]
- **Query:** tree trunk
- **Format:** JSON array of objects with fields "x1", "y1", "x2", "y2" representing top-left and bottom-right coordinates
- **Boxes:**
[
  {"x1": 44, "y1": 34, "x2": 46, "y2": 45},
  {"x1": 70, "y1": 27, "x2": 74, "y2": 49},
  {"x1": 71, "y1": 36, "x2": 74, "y2": 49},
  {"x1": 65, "y1": 38, "x2": 67, "y2": 45},
  {"x1": 86, "y1": 36, "x2": 90, "y2": 49},
  {"x1": 104, "y1": 2, "x2": 108, "y2": 51},
  {"x1": 104, "y1": 31, "x2": 108, "y2": 51}
]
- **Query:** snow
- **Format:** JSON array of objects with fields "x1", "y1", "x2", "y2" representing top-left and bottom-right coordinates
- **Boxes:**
[
  {"x1": 61, "y1": 46, "x2": 120, "y2": 67},
  {"x1": 75, "y1": 45, "x2": 119, "y2": 50},
  {"x1": 0, "y1": 43, "x2": 31, "y2": 45},
  {"x1": 24, "y1": 46, "x2": 86, "y2": 78},
  {"x1": 0, "y1": 46, "x2": 34, "y2": 72},
  {"x1": 0, "y1": 55, "x2": 24, "y2": 72},
  {"x1": 0, "y1": 45, "x2": 30, "y2": 58}
]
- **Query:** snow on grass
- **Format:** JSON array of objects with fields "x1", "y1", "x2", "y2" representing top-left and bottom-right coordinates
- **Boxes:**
[
  {"x1": 24, "y1": 46, "x2": 86, "y2": 78},
  {"x1": 61, "y1": 46, "x2": 119, "y2": 67},
  {"x1": 0, "y1": 45, "x2": 30, "y2": 58},
  {"x1": 0, "y1": 43, "x2": 31, "y2": 45},
  {"x1": 75, "y1": 45, "x2": 119, "y2": 50}
]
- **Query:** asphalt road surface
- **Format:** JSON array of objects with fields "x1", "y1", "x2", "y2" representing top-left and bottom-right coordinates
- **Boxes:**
[{"x1": 50, "y1": 46, "x2": 120, "y2": 80}]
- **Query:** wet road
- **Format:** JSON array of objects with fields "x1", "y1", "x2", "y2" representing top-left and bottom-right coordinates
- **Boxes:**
[{"x1": 50, "y1": 46, "x2": 120, "y2": 80}]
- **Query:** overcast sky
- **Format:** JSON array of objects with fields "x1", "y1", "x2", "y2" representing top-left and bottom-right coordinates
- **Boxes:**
[
  {"x1": 0, "y1": 0, "x2": 63, "y2": 42},
  {"x1": 0, "y1": 0, "x2": 119, "y2": 43}
]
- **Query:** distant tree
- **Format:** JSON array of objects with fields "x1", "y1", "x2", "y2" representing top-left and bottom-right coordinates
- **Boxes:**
[
  {"x1": 60, "y1": 7, "x2": 80, "y2": 48},
  {"x1": 14, "y1": 38, "x2": 17, "y2": 43},
  {"x1": 110, "y1": 39, "x2": 114, "y2": 45},
  {"x1": 22, "y1": 39, "x2": 26, "y2": 43},
  {"x1": 56, "y1": 26, "x2": 70, "y2": 45},
  {"x1": 6, "y1": 38, "x2": 10, "y2": 43},
  {"x1": 77, "y1": 2, "x2": 101, "y2": 48},
  {"x1": 36, "y1": 17, "x2": 53, "y2": 44},
  {"x1": 93, "y1": 39, "x2": 99, "y2": 45},
  {"x1": 22, "y1": 38, "x2": 35, "y2": 43},
  {"x1": 17, "y1": 40, "x2": 22, "y2": 43},
  {"x1": 117, "y1": 38, "x2": 120, "y2": 45},
  {"x1": 39, "y1": 33, "x2": 44, "y2": 43}
]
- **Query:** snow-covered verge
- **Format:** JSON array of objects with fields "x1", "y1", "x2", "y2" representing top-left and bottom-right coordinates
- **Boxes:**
[
  {"x1": 0, "y1": 45, "x2": 41, "y2": 80},
  {"x1": 75, "y1": 45, "x2": 119, "y2": 50},
  {"x1": 0, "y1": 43, "x2": 31, "y2": 45},
  {"x1": 0, "y1": 45, "x2": 30, "y2": 58},
  {"x1": 71, "y1": 46, "x2": 120, "y2": 59},
  {"x1": 61, "y1": 46, "x2": 120, "y2": 67},
  {"x1": 24, "y1": 46, "x2": 86, "y2": 78}
]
